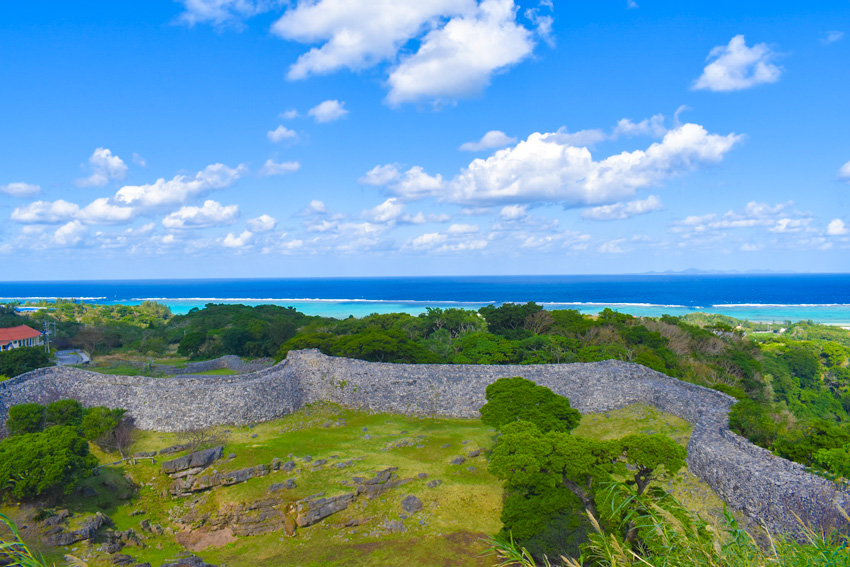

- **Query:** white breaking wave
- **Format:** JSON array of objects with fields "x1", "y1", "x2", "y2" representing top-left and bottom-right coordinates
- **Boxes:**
[
  {"x1": 713, "y1": 303, "x2": 850, "y2": 308},
  {"x1": 541, "y1": 301, "x2": 692, "y2": 309},
  {"x1": 0, "y1": 296, "x2": 107, "y2": 300},
  {"x1": 131, "y1": 297, "x2": 494, "y2": 305}
]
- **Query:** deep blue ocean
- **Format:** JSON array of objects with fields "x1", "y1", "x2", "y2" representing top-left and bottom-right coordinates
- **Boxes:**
[{"x1": 2, "y1": 274, "x2": 850, "y2": 325}]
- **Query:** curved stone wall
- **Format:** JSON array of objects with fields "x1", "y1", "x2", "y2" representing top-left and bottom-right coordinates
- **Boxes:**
[{"x1": 1, "y1": 349, "x2": 847, "y2": 534}]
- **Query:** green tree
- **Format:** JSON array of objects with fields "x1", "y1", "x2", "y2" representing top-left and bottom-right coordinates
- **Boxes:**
[
  {"x1": 773, "y1": 419, "x2": 850, "y2": 466},
  {"x1": 80, "y1": 406, "x2": 126, "y2": 442},
  {"x1": 821, "y1": 342, "x2": 847, "y2": 368},
  {"x1": 332, "y1": 330, "x2": 401, "y2": 362},
  {"x1": 0, "y1": 346, "x2": 52, "y2": 378},
  {"x1": 177, "y1": 330, "x2": 207, "y2": 358},
  {"x1": 451, "y1": 332, "x2": 517, "y2": 364},
  {"x1": 814, "y1": 444, "x2": 850, "y2": 478},
  {"x1": 489, "y1": 420, "x2": 686, "y2": 557},
  {"x1": 6, "y1": 403, "x2": 46, "y2": 435},
  {"x1": 479, "y1": 302, "x2": 544, "y2": 338},
  {"x1": 550, "y1": 309, "x2": 595, "y2": 336},
  {"x1": 44, "y1": 399, "x2": 85, "y2": 428},
  {"x1": 0, "y1": 426, "x2": 98, "y2": 500},
  {"x1": 728, "y1": 399, "x2": 785, "y2": 448},
  {"x1": 784, "y1": 348, "x2": 821, "y2": 389},
  {"x1": 221, "y1": 327, "x2": 253, "y2": 356},
  {"x1": 480, "y1": 377, "x2": 581, "y2": 433}
]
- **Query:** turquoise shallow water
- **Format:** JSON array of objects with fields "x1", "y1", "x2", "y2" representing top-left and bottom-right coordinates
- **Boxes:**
[{"x1": 133, "y1": 299, "x2": 850, "y2": 326}]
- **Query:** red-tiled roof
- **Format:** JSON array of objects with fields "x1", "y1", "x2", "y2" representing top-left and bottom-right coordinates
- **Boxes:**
[{"x1": 0, "y1": 325, "x2": 42, "y2": 342}]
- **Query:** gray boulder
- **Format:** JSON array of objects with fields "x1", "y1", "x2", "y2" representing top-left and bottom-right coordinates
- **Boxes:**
[
  {"x1": 295, "y1": 493, "x2": 355, "y2": 527},
  {"x1": 400, "y1": 495, "x2": 423, "y2": 514},
  {"x1": 160, "y1": 556, "x2": 217, "y2": 567},
  {"x1": 162, "y1": 447, "x2": 223, "y2": 475}
]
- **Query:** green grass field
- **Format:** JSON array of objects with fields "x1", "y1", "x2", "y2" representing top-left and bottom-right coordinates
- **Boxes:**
[
  {"x1": 80, "y1": 363, "x2": 236, "y2": 377},
  {"x1": 5, "y1": 403, "x2": 728, "y2": 567},
  {"x1": 181, "y1": 368, "x2": 237, "y2": 376}
]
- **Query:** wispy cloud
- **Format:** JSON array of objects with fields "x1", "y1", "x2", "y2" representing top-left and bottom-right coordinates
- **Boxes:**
[
  {"x1": 0, "y1": 182, "x2": 40, "y2": 197},
  {"x1": 822, "y1": 31, "x2": 844, "y2": 45},
  {"x1": 459, "y1": 130, "x2": 517, "y2": 152}
]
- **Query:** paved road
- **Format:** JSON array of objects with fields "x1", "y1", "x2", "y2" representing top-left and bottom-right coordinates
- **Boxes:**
[{"x1": 56, "y1": 349, "x2": 90, "y2": 366}]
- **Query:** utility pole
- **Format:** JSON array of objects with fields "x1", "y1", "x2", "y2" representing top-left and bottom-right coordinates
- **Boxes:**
[{"x1": 42, "y1": 320, "x2": 56, "y2": 354}]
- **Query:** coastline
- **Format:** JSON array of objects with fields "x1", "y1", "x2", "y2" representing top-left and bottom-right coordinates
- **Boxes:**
[{"x1": 5, "y1": 296, "x2": 850, "y2": 326}]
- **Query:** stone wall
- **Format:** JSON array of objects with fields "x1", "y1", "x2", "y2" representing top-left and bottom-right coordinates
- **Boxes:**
[
  {"x1": 0, "y1": 364, "x2": 301, "y2": 431},
  {"x1": 1, "y1": 349, "x2": 848, "y2": 535}
]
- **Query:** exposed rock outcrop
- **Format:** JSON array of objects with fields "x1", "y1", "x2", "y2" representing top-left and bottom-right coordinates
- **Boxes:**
[
  {"x1": 41, "y1": 511, "x2": 110, "y2": 547},
  {"x1": 162, "y1": 447, "x2": 223, "y2": 476}
]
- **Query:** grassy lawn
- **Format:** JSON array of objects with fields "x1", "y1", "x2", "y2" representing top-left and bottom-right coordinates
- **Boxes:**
[
  {"x1": 83, "y1": 364, "x2": 152, "y2": 376},
  {"x1": 182, "y1": 368, "x2": 237, "y2": 376},
  {"x1": 80, "y1": 360, "x2": 237, "y2": 377},
  {"x1": 5, "y1": 403, "x2": 729, "y2": 567}
]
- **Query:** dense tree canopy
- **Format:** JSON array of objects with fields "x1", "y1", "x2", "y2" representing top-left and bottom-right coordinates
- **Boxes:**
[
  {"x1": 488, "y1": 419, "x2": 686, "y2": 558},
  {"x1": 480, "y1": 377, "x2": 581, "y2": 434},
  {"x1": 0, "y1": 426, "x2": 98, "y2": 500},
  {"x1": 0, "y1": 346, "x2": 52, "y2": 378},
  {"x1": 6, "y1": 403, "x2": 46, "y2": 435},
  {"x1": 1, "y1": 400, "x2": 131, "y2": 500}
]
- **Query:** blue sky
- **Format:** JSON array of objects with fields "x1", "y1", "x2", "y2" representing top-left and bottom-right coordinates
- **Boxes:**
[{"x1": 1, "y1": 0, "x2": 848, "y2": 279}]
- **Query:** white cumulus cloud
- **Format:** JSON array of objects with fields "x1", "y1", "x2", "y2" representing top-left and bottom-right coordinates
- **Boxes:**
[
  {"x1": 582, "y1": 195, "x2": 663, "y2": 221},
  {"x1": 11, "y1": 200, "x2": 81, "y2": 224},
  {"x1": 386, "y1": 0, "x2": 534, "y2": 105},
  {"x1": 272, "y1": 0, "x2": 473, "y2": 79},
  {"x1": 612, "y1": 115, "x2": 667, "y2": 138},
  {"x1": 838, "y1": 160, "x2": 850, "y2": 181},
  {"x1": 0, "y1": 182, "x2": 40, "y2": 197},
  {"x1": 247, "y1": 214, "x2": 277, "y2": 232},
  {"x1": 76, "y1": 148, "x2": 129, "y2": 188},
  {"x1": 403, "y1": 229, "x2": 487, "y2": 253},
  {"x1": 259, "y1": 159, "x2": 300, "y2": 176},
  {"x1": 273, "y1": 0, "x2": 536, "y2": 104},
  {"x1": 360, "y1": 165, "x2": 445, "y2": 201},
  {"x1": 162, "y1": 200, "x2": 239, "y2": 229},
  {"x1": 447, "y1": 123, "x2": 741, "y2": 206},
  {"x1": 267, "y1": 125, "x2": 299, "y2": 142},
  {"x1": 303, "y1": 200, "x2": 327, "y2": 215},
  {"x1": 460, "y1": 130, "x2": 517, "y2": 152},
  {"x1": 78, "y1": 198, "x2": 136, "y2": 224},
  {"x1": 447, "y1": 223, "x2": 479, "y2": 234},
  {"x1": 52, "y1": 220, "x2": 87, "y2": 247},
  {"x1": 362, "y1": 198, "x2": 405, "y2": 223},
  {"x1": 222, "y1": 230, "x2": 254, "y2": 248},
  {"x1": 693, "y1": 35, "x2": 782, "y2": 92},
  {"x1": 116, "y1": 163, "x2": 243, "y2": 207},
  {"x1": 308, "y1": 99, "x2": 348, "y2": 123},
  {"x1": 499, "y1": 204, "x2": 527, "y2": 220},
  {"x1": 827, "y1": 219, "x2": 848, "y2": 236}
]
